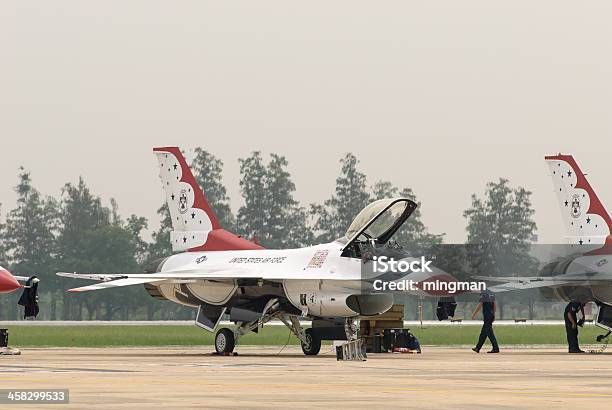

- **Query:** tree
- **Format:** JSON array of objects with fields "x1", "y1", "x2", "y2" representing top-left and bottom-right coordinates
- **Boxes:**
[
  {"x1": 56, "y1": 177, "x2": 149, "y2": 320},
  {"x1": 0, "y1": 204, "x2": 7, "y2": 266},
  {"x1": 3, "y1": 168, "x2": 59, "y2": 319},
  {"x1": 464, "y1": 178, "x2": 537, "y2": 266},
  {"x1": 237, "y1": 152, "x2": 268, "y2": 243},
  {"x1": 371, "y1": 181, "x2": 444, "y2": 255},
  {"x1": 265, "y1": 154, "x2": 312, "y2": 248},
  {"x1": 125, "y1": 214, "x2": 149, "y2": 265},
  {"x1": 463, "y1": 178, "x2": 538, "y2": 318},
  {"x1": 0, "y1": 204, "x2": 12, "y2": 319},
  {"x1": 191, "y1": 148, "x2": 235, "y2": 230},
  {"x1": 370, "y1": 180, "x2": 397, "y2": 202},
  {"x1": 4, "y1": 168, "x2": 58, "y2": 274},
  {"x1": 148, "y1": 204, "x2": 173, "y2": 261},
  {"x1": 311, "y1": 153, "x2": 370, "y2": 242},
  {"x1": 237, "y1": 152, "x2": 311, "y2": 248}
]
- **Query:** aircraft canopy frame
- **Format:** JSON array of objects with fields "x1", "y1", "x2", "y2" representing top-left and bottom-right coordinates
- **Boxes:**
[{"x1": 342, "y1": 198, "x2": 417, "y2": 251}]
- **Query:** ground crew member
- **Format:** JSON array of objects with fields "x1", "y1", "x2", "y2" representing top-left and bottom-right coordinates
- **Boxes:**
[
  {"x1": 565, "y1": 300, "x2": 586, "y2": 354},
  {"x1": 471, "y1": 290, "x2": 499, "y2": 353}
]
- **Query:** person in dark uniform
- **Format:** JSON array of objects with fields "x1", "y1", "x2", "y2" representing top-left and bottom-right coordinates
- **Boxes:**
[
  {"x1": 564, "y1": 300, "x2": 586, "y2": 353},
  {"x1": 471, "y1": 290, "x2": 499, "y2": 353}
]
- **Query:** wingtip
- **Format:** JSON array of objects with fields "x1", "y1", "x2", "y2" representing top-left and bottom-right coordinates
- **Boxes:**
[{"x1": 67, "y1": 288, "x2": 84, "y2": 293}]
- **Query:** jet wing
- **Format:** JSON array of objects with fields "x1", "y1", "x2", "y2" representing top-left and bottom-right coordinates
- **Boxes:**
[
  {"x1": 474, "y1": 273, "x2": 612, "y2": 293},
  {"x1": 57, "y1": 268, "x2": 363, "y2": 292},
  {"x1": 485, "y1": 279, "x2": 575, "y2": 292},
  {"x1": 66, "y1": 277, "x2": 167, "y2": 292},
  {"x1": 57, "y1": 271, "x2": 254, "y2": 292}
]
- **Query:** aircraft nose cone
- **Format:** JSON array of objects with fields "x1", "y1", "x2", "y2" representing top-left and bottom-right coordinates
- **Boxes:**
[{"x1": 0, "y1": 268, "x2": 21, "y2": 293}]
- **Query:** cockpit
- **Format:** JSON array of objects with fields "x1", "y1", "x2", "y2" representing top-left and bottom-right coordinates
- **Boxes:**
[{"x1": 340, "y1": 198, "x2": 417, "y2": 258}]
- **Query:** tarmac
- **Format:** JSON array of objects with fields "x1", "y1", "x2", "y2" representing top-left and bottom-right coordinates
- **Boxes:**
[{"x1": 1, "y1": 346, "x2": 612, "y2": 409}]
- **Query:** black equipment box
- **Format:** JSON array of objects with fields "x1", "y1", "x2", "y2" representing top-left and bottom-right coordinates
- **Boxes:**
[{"x1": 382, "y1": 328, "x2": 421, "y2": 353}]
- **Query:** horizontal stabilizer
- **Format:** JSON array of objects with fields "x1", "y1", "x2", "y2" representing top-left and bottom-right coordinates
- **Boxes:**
[
  {"x1": 475, "y1": 272, "x2": 612, "y2": 293},
  {"x1": 57, "y1": 272, "x2": 128, "y2": 281},
  {"x1": 67, "y1": 277, "x2": 166, "y2": 292},
  {"x1": 487, "y1": 279, "x2": 574, "y2": 293}
]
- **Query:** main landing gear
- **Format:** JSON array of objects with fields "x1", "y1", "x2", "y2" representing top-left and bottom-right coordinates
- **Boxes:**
[
  {"x1": 211, "y1": 301, "x2": 359, "y2": 357},
  {"x1": 214, "y1": 298, "x2": 282, "y2": 354},
  {"x1": 301, "y1": 328, "x2": 321, "y2": 356},
  {"x1": 214, "y1": 328, "x2": 236, "y2": 354},
  {"x1": 278, "y1": 315, "x2": 321, "y2": 355},
  {"x1": 280, "y1": 316, "x2": 360, "y2": 356},
  {"x1": 214, "y1": 314, "x2": 324, "y2": 356}
]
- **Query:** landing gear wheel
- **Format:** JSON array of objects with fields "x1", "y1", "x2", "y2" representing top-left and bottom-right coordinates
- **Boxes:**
[
  {"x1": 301, "y1": 328, "x2": 321, "y2": 356},
  {"x1": 215, "y1": 328, "x2": 235, "y2": 354}
]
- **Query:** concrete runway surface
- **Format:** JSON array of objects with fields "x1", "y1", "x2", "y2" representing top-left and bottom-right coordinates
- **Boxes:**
[{"x1": 1, "y1": 346, "x2": 611, "y2": 409}]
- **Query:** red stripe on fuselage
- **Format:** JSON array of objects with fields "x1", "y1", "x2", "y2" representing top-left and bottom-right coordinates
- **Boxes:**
[{"x1": 188, "y1": 229, "x2": 264, "y2": 251}]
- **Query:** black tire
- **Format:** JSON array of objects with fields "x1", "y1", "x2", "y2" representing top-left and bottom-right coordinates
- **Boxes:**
[
  {"x1": 301, "y1": 328, "x2": 321, "y2": 356},
  {"x1": 215, "y1": 328, "x2": 235, "y2": 354}
]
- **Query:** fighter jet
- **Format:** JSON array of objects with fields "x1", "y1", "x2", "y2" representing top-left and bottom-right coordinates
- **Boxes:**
[
  {"x1": 58, "y1": 147, "x2": 454, "y2": 355},
  {"x1": 475, "y1": 154, "x2": 612, "y2": 334}
]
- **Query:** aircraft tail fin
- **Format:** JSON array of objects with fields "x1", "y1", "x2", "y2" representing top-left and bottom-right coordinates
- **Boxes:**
[
  {"x1": 545, "y1": 154, "x2": 612, "y2": 245},
  {"x1": 153, "y1": 147, "x2": 262, "y2": 252}
]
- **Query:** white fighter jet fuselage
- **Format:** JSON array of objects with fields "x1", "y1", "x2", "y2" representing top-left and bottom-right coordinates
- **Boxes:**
[{"x1": 58, "y1": 147, "x2": 452, "y2": 355}]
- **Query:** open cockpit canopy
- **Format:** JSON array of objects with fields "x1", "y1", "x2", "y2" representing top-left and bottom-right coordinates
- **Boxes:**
[{"x1": 341, "y1": 198, "x2": 417, "y2": 251}]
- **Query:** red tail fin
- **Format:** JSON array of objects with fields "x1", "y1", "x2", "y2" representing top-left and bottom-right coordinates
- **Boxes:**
[
  {"x1": 153, "y1": 147, "x2": 262, "y2": 251},
  {"x1": 545, "y1": 154, "x2": 612, "y2": 245}
]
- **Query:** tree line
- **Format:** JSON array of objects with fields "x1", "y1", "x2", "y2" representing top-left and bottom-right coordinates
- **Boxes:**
[{"x1": 0, "y1": 148, "x2": 547, "y2": 321}]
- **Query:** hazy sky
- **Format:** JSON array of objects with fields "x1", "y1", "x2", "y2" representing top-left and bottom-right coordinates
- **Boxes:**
[{"x1": 1, "y1": 1, "x2": 611, "y2": 244}]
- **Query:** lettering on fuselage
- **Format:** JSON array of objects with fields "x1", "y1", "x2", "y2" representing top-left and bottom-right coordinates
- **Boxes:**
[
  {"x1": 229, "y1": 257, "x2": 287, "y2": 264},
  {"x1": 299, "y1": 293, "x2": 316, "y2": 306},
  {"x1": 306, "y1": 250, "x2": 329, "y2": 269}
]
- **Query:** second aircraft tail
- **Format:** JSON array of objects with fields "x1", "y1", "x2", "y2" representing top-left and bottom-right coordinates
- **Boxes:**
[{"x1": 545, "y1": 154, "x2": 612, "y2": 245}]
